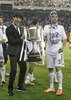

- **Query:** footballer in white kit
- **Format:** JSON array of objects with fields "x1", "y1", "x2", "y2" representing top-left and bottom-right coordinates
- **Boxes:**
[
  {"x1": 0, "y1": 15, "x2": 7, "y2": 86},
  {"x1": 44, "y1": 11, "x2": 67, "y2": 96},
  {"x1": 44, "y1": 24, "x2": 66, "y2": 68},
  {"x1": 0, "y1": 25, "x2": 7, "y2": 62},
  {"x1": 25, "y1": 18, "x2": 42, "y2": 85},
  {"x1": 0, "y1": 30, "x2": 5, "y2": 62},
  {"x1": 0, "y1": 24, "x2": 6, "y2": 85}
]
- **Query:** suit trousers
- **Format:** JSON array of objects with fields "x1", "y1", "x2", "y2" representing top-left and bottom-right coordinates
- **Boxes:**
[{"x1": 8, "y1": 55, "x2": 27, "y2": 90}]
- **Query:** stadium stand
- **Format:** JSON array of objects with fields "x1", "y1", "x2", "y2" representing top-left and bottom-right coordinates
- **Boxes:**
[
  {"x1": 0, "y1": 0, "x2": 71, "y2": 33},
  {"x1": 12, "y1": 0, "x2": 71, "y2": 7}
]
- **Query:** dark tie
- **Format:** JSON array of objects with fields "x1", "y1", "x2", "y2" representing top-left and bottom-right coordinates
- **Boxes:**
[
  {"x1": 16, "y1": 26, "x2": 18, "y2": 31},
  {"x1": 16, "y1": 26, "x2": 21, "y2": 36}
]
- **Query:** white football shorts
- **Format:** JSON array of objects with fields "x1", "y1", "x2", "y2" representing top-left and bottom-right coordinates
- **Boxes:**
[{"x1": 46, "y1": 53, "x2": 64, "y2": 68}]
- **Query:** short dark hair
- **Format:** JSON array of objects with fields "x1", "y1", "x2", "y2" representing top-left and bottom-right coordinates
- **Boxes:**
[
  {"x1": 13, "y1": 13, "x2": 22, "y2": 19},
  {"x1": 32, "y1": 18, "x2": 39, "y2": 25}
]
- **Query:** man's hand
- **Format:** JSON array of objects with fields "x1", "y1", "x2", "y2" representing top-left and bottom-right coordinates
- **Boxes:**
[
  {"x1": 58, "y1": 48, "x2": 63, "y2": 53},
  {"x1": 21, "y1": 34, "x2": 25, "y2": 39}
]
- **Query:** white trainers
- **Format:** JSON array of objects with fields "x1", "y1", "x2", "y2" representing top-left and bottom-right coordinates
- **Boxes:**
[{"x1": 25, "y1": 79, "x2": 35, "y2": 86}]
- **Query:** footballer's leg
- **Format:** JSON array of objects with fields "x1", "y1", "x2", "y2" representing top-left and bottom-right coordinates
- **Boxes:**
[
  {"x1": 0, "y1": 62, "x2": 5, "y2": 86},
  {"x1": 44, "y1": 55, "x2": 55, "y2": 93},
  {"x1": 55, "y1": 53, "x2": 63, "y2": 96},
  {"x1": 25, "y1": 62, "x2": 35, "y2": 85},
  {"x1": 0, "y1": 66, "x2": 5, "y2": 86}
]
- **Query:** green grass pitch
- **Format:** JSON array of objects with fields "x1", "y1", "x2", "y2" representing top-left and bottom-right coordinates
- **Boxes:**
[{"x1": 0, "y1": 43, "x2": 71, "y2": 100}]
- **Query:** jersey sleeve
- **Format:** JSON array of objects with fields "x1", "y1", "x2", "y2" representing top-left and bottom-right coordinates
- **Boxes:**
[
  {"x1": 0, "y1": 30, "x2": 6, "y2": 40},
  {"x1": 61, "y1": 26, "x2": 67, "y2": 40},
  {"x1": 44, "y1": 25, "x2": 48, "y2": 36}
]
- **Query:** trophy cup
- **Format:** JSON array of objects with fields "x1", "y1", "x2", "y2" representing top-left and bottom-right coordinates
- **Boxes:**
[{"x1": 27, "y1": 27, "x2": 42, "y2": 62}]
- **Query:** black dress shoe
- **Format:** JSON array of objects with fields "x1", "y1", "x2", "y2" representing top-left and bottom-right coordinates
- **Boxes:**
[
  {"x1": 17, "y1": 87, "x2": 28, "y2": 92},
  {"x1": 1, "y1": 81, "x2": 5, "y2": 86},
  {"x1": 8, "y1": 90, "x2": 14, "y2": 97}
]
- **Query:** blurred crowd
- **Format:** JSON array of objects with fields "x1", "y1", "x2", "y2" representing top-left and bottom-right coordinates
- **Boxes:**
[
  {"x1": 13, "y1": 0, "x2": 71, "y2": 7},
  {"x1": 2, "y1": 10, "x2": 71, "y2": 34}
]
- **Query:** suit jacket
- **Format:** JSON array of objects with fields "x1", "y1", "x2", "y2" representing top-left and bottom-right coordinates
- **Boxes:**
[{"x1": 6, "y1": 24, "x2": 23, "y2": 56}]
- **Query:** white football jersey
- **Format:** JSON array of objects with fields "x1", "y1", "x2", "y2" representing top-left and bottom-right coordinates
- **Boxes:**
[
  {"x1": 0, "y1": 25, "x2": 6, "y2": 54},
  {"x1": 44, "y1": 24, "x2": 67, "y2": 55}
]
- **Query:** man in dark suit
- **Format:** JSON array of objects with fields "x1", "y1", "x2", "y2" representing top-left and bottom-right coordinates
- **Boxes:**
[{"x1": 6, "y1": 13, "x2": 28, "y2": 96}]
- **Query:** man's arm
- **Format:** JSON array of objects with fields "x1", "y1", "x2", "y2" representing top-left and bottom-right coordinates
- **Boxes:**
[
  {"x1": 59, "y1": 39, "x2": 67, "y2": 53},
  {"x1": 6, "y1": 27, "x2": 23, "y2": 46},
  {"x1": 62, "y1": 39, "x2": 67, "y2": 49}
]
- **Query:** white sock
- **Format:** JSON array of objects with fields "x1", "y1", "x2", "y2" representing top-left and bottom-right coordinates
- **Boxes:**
[
  {"x1": 49, "y1": 72, "x2": 54, "y2": 89},
  {"x1": 42, "y1": 56, "x2": 44, "y2": 65},
  {"x1": 57, "y1": 70, "x2": 62, "y2": 90},
  {"x1": 26, "y1": 73, "x2": 32, "y2": 80},
  {"x1": 1, "y1": 66, "x2": 5, "y2": 82}
]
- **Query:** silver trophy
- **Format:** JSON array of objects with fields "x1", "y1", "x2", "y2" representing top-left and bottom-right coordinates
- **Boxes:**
[{"x1": 27, "y1": 27, "x2": 42, "y2": 62}]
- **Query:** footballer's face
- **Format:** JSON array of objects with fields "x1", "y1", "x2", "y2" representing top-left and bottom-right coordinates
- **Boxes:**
[
  {"x1": 13, "y1": 17, "x2": 21, "y2": 26},
  {"x1": 50, "y1": 15, "x2": 58, "y2": 24},
  {"x1": 0, "y1": 17, "x2": 3, "y2": 25}
]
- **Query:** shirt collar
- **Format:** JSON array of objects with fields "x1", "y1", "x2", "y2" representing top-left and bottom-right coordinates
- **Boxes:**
[
  {"x1": 12, "y1": 23, "x2": 18, "y2": 29},
  {"x1": 49, "y1": 23, "x2": 58, "y2": 29}
]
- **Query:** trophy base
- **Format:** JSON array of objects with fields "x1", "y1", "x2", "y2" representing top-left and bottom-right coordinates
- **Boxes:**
[{"x1": 27, "y1": 49, "x2": 42, "y2": 62}]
